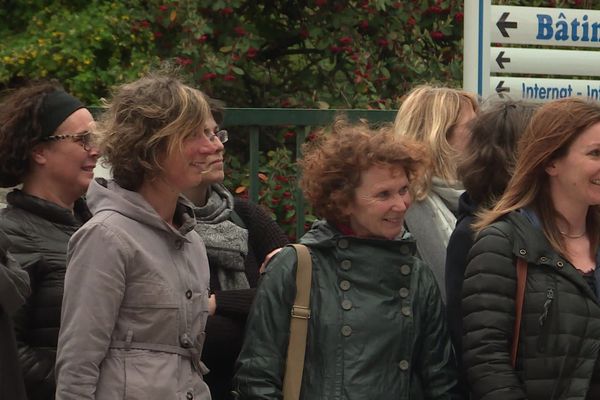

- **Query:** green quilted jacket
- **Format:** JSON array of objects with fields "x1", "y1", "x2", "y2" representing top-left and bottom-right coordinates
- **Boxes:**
[{"x1": 233, "y1": 220, "x2": 461, "y2": 400}]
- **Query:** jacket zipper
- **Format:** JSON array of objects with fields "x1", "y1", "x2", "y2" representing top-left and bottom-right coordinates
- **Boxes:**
[{"x1": 537, "y1": 288, "x2": 554, "y2": 353}]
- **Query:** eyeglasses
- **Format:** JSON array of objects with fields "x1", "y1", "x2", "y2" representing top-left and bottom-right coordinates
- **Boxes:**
[
  {"x1": 207, "y1": 129, "x2": 228, "y2": 144},
  {"x1": 42, "y1": 131, "x2": 96, "y2": 152}
]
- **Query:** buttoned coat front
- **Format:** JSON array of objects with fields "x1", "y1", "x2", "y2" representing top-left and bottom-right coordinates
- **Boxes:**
[
  {"x1": 233, "y1": 220, "x2": 460, "y2": 400},
  {"x1": 55, "y1": 179, "x2": 211, "y2": 400}
]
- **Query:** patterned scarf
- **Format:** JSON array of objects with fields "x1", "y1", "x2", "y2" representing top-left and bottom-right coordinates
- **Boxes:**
[{"x1": 192, "y1": 184, "x2": 249, "y2": 290}]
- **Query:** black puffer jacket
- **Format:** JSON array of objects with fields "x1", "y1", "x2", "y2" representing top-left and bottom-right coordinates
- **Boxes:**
[
  {"x1": 0, "y1": 230, "x2": 30, "y2": 400},
  {"x1": 445, "y1": 191, "x2": 479, "y2": 396},
  {"x1": 462, "y1": 210, "x2": 600, "y2": 400},
  {"x1": 0, "y1": 190, "x2": 91, "y2": 400}
]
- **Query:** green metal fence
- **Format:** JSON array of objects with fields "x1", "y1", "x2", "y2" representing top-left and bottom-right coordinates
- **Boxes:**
[
  {"x1": 222, "y1": 108, "x2": 397, "y2": 238},
  {"x1": 90, "y1": 106, "x2": 397, "y2": 238}
]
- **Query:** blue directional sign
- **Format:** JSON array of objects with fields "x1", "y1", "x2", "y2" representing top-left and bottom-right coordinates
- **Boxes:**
[
  {"x1": 491, "y1": 6, "x2": 600, "y2": 48},
  {"x1": 464, "y1": 1, "x2": 600, "y2": 100},
  {"x1": 490, "y1": 77, "x2": 600, "y2": 102},
  {"x1": 490, "y1": 47, "x2": 600, "y2": 77}
]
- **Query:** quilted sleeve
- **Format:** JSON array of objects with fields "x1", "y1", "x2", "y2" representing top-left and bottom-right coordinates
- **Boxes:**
[{"x1": 462, "y1": 224, "x2": 526, "y2": 400}]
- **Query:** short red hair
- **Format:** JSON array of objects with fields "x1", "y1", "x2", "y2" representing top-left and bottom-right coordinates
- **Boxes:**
[{"x1": 299, "y1": 118, "x2": 430, "y2": 225}]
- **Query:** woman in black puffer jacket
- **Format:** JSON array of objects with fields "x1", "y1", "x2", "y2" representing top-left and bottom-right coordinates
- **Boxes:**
[
  {"x1": 0, "y1": 82, "x2": 99, "y2": 400},
  {"x1": 462, "y1": 98, "x2": 600, "y2": 400},
  {"x1": 0, "y1": 231, "x2": 30, "y2": 400},
  {"x1": 445, "y1": 99, "x2": 538, "y2": 395}
]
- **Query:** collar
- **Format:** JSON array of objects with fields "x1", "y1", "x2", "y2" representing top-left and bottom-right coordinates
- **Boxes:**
[
  {"x1": 334, "y1": 222, "x2": 356, "y2": 236},
  {"x1": 6, "y1": 189, "x2": 90, "y2": 226}
]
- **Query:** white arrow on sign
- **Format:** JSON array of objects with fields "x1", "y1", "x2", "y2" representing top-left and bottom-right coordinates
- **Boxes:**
[
  {"x1": 490, "y1": 76, "x2": 600, "y2": 102},
  {"x1": 492, "y1": 5, "x2": 600, "y2": 48},
  {"x1": 491, "y1": 47, "x2": 600, "y2": 76}
]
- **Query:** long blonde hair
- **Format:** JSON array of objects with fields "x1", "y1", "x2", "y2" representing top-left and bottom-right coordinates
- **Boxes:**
[
  {"x1": 474, "y1": 98, "x2": 600, "y2": 257},
  {"x1": 393, "y1": 85, "x2": 478, "y2": 196}
]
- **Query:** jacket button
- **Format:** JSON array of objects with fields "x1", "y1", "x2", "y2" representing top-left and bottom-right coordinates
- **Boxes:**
[
  {"x1": 180, "y1": 334, "x2": 193, "y2": 348},
  {"x1": 540, "y1": 256, "x2": 549, "y2": 263},
  {"x1": 341, "y1": 325, "x2": 352, "y2": 336},
  {"x1": 399, "y1": 287, "x2": 409, "y2": 298},
  {"x1": 519, "y1": 248, "x2": 527, "y2": 256},
  {"x1": 338, "y1": 239, "x2": 349, "y2": 249},
  {"x1": 398, "y1": 360, "x2": 410, "y2": 371},
  {"x1": 557, "y1": 260, "x2": 564, "y2": 268},
  {"x1": 186, "y1": 392, "x2": 194, "y2": 400},
  {"x1": 399, "y1": 245, "x2": 410, "y2": 255},
  {"x1": 340, "y1": 280, "x2": 351, "y2": 291},
  {"x1": 401, "y1": 306, "x2": 411, "y2": 317},
  {"x1": 400, "y1": 264, "x2": 411, "y2": 275},
  {"x1": 341, "y1": 299, "x2": 353, "y2": 310},
  {"x1": 340, "y1": 260, "x2": 352, "y2": 271},
  {"x1": 185, "y1": 289, "x2": 193, "y2": 299}
]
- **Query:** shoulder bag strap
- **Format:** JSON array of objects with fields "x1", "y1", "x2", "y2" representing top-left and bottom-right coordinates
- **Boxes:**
[
  {"x1": 283, "y1": 244, "x2": 312, "y2": 400},
  {"x1": 511, "y1": 257, "x2": 528, "y2": 368}
]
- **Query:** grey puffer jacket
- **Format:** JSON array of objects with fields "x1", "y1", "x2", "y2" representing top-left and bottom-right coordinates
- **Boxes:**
[
  {"x1": 0, "y1": 190, "x2": 90, "y2": 400},
  {"x1": 56, "y1": 178, "x2": 211, "y2": 400},
  {"x1": 462, "y1": 210, "x2": 600, "y2": 400},
  {"x1": 233, "y1": 220, "x2": 461, "y2": 400}
]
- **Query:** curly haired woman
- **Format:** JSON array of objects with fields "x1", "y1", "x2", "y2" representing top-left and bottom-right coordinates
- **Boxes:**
[{"x1": 234, "y1": 119, "x2": 462, "y2": 399}]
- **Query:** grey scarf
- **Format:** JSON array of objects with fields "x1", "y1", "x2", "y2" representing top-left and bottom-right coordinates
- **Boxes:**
[
  {"x1": 404, "y1": 177, "x2": 464, "y2": 301},
  {"x1": 193, "y1": 184, "x2": 249, "y2": 290}
]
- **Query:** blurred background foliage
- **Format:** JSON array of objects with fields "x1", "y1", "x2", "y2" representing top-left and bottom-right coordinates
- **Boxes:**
[
  {"x1": 0, "y1": 0, "x2": 593, "y2": 236},
  {"x1": 1, "y1": 0, "x2": 469, "y2": 107}
]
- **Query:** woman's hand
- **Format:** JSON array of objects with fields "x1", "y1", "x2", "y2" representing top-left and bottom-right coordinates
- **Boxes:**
[
  {"x1": 209, "y1": 293, "x2": 217, "y2": 316},
  {"x1": 260, "y1": 248, "x2": 283, "y2": 274}
]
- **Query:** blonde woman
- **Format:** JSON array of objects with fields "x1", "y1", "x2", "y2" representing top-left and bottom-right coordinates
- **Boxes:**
[
  {"x1": 56, "y1": 74, "x2": 214, "y2": 400},
  {"x1": 393, "y1": 85, "x2": 478, "y2": 299}
]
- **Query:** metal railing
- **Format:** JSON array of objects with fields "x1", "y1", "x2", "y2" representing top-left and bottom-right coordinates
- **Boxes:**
[
  {"x1": 90, "y1": 107, "x2": 397, "y2": 237},
  {"x1": 222, "y1": 108, "x2": 397, "y2": 238}
]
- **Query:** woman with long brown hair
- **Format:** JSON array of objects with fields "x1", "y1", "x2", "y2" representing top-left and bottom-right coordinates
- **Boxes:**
[{"x1": 462, "y1": 98, "x2": 600, "y2": 399}]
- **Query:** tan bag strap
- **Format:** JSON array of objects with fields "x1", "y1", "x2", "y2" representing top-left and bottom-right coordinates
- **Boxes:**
[
  {"x1": 511, "y1": 257, "x2": 528, "y2": 368},
  {"x1": 283, "y1": 244, "x2": 312, "y2": 400}
]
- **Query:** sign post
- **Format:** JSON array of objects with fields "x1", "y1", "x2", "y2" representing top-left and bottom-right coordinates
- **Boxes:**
[
  {"x1": 463, "y1": 0, "x2": 490, "y2": 97},
  {"x1": 464, "y1": 1, "x2": 600, "y2": 102},
  {"x1": 491, "y1": 6, "x2": 600, "y2": 47}
]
